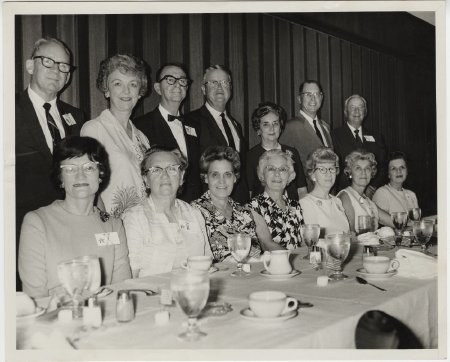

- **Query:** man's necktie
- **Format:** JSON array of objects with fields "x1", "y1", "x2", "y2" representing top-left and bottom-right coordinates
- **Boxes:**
[
  {"x1": 220, "y1": 113, "x2": 236, "y2": 150},
  {"x1": 313, "y1": 119, "x2": 325, "y2": 145},
  {"x1": 168, "y1": 114, "x2": 184, "y2": 122},
  {"x1": 43, "y1": 103, "x2": 61, "y2": 144},
  {"x1": 354, "y1": 129, "x2": 363, "y2": 145}
]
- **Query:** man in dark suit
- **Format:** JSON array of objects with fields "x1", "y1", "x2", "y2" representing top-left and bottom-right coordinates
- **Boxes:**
[
  {"x1": 331, "y1": 94, "x2": 387, "y2": 197},
  {"x1": 185, "y1": 65, "x2": 249, "y2": 204},
  {"x1": 16, "y1": 37, "x2": 86, "y2": 287},
  {"x1": 279, "y1": 80, "x2": 333, "y2": 191},
  {"x1": 134, "y1": 63, "x2": 201, "y2": 202}
]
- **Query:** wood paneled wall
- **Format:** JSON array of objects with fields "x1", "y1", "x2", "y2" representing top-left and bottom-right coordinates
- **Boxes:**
[{"x1": 15, "y1": 13, "x2": 437, "y2": 214}]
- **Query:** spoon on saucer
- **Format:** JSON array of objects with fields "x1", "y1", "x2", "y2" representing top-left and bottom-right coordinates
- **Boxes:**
[{"x1": 356, "y1": 276, "x2": 386, "y2": 291}]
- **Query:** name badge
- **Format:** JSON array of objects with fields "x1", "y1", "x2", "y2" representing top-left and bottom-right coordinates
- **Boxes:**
[
  {"x1": 62, "y1": 113, "x2": 77, "y2": 126},
  {"x1": 364, "y1": 135, "x2": 375, "y2": 142},
  {"x1": 178, "y1": 220, "x2": 192, "y2": 232},
  {"x1": 185, "y1": 126, "x2": 197, "y2": 137},
  {"x1": 95, "y1": 232, "x2": 120, "y2": 246}
]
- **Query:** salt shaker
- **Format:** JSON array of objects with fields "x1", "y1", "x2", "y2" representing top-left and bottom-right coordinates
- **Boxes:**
[{"x1": 116, "y1": 290, "x2": 134, "y2": 322}]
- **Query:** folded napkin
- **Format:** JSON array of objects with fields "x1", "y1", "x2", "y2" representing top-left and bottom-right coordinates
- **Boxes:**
[{"x1": 395, "y1": 249, "x2": 437, "y2": 279}]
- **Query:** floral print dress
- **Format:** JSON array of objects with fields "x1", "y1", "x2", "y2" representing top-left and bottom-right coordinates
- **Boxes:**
[{"x1": 191, "y1": 191, "x2": 261, "y2": 262}]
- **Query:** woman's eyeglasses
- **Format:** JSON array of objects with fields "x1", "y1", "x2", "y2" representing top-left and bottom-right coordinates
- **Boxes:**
[
  {"x1": 145, "y1": 164, "x2": 181, "y2": 176},
  {"x1": 60, "y1": 161, "x2": 99, "y2": 174},
  {"x1": 314, "y1": 166, "x2": 338, "y2": 174},
  {"x1": 265, "y1": 165, "x2": 290, "y2": 175}
]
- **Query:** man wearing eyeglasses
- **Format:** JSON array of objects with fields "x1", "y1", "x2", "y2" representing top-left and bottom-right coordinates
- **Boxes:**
[
  {"x1": 280, "y1": 80, "x2": 333, "y2": 191},
  {"x1": 15, "y1": 37, "x2": 86, "y2": 289},
  {"x1": 331, "y1": 94, "x2": 387, "y2": 197},
  {"x1": 185, "y1": 65, "x2": 249, "y2": 204},
  {"x1": 134, "y1": 63, "x2": 201, "y2": 202}
]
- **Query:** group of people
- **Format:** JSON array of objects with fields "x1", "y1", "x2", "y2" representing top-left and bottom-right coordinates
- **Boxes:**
[{"x1": 16, "y1": 37, "x2": 420, "y2": 298}]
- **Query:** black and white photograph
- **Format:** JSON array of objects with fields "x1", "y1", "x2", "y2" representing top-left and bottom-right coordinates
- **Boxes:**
[{"x1": 4, "y1": 1, "x2": 446, "y2": 360}]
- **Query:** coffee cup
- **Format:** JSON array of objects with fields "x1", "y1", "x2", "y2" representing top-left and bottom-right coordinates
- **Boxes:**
[
  {"x1": 182, "y1": 255, "x2": 213, "y2": 271},
  {"x1": 363, "y1": 256, "x2": 399, "y2": 274},
  {"x1": 248, "y1": 291, "x2": 298, "y2": 318}
]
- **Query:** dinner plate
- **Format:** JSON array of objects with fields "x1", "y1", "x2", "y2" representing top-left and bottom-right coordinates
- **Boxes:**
[
  {"x1": 356, "y1": 268, "x2": 397, "y2": 280},
  {"x1": 259, "y1": 269, "x2": 300, "y2": 279},
  {"x1": 16, "y1": 306, "x2": 45, "y2": 321},
  {"x1": 239, "y1": 308, "x2": 297, "y2": 323}
]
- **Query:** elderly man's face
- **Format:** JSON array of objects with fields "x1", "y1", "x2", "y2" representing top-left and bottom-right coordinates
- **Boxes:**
[
  {"x1": 202, "y1": 69, "x2": 231, "y2": 112},
  {"x1": 297, "y1": 82, "x2": 323, "y2": 118},
  {"x1": 345, "y1": 97, "x2": 367, "y2": 128},
  {"x1": 154, "y1": 65, "x2": 188, "y2": 106},
  {"x1": 26, "y1": 42, "x2": 70, "y2": 101}
]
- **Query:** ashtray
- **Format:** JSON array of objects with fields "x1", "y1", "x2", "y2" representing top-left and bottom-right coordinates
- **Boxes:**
[{"x1": 202, "y1": 302, "x2": 233, "y2": 317}]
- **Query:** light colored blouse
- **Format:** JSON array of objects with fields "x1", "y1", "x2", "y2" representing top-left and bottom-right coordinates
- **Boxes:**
[
  {"x1": 299, "y1": 194, "x2": 350, "y2": 236},
  {"x1": 122, "y1": 196, "x2": 212, "y2": 277},
  {"x1": 373, "y1": 184, "x2": 419, "y2": 214},
  {"x1": 81, "y1": 109, "x2": 150, "y2": 218}
]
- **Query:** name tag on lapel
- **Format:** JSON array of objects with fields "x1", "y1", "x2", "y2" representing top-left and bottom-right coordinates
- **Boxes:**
[
  {"x1": 95, "y1": 232, "x2": 120, "y2": 246},
  {"x1": 364, "y1": 135, "x2": 375, "y2": 142},
  {"x1": 178, "y1": 220, "x2": 192, "y2": 232},
  {"x1": 62, "y1": 113, "x2": 77, "y2": 126},
  {"x1": 185, "y1": 126, "x2": 197, "y2": 137}
]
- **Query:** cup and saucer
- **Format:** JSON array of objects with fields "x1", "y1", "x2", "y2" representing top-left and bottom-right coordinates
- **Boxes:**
[
  {"x1": 259, "y1": 269, "x2": 300, "y2": 279},
  {"x1": 16, "y1": 292, "x2": 46, "y2": 322},
  {"x1": 240, "y1": 291, "x2": 298, "y2": 323},
  {"x1": 260, "y1": 250, "x2": 300, "y2": 279},
  {"x1": 357, "y1": 256, "x2": 399, "y2": 281}
]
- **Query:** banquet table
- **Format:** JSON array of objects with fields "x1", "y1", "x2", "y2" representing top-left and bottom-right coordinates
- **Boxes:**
[{"x1": 17, "y1": 243, "x2": 438, "y2": 351}]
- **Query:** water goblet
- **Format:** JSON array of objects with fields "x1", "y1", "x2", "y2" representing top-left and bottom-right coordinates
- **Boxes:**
[
  {"x1": 74, "y1": 255, "x2": 101, "y2": 293},
  {"x1": 325, "y1": 233, "x2": 351, "y2": 281},
  {"x1": 171, "y1": 269, "x2": 210, "y2": 342},
  {"x1": 57, "y1": 259, "x2": 91, "y2": 318},
  {"x1": 391, "y1": 212, "x2": 408, "y2": 247},
  {"x1": 227, "y1": 233, "x2": 251, "y2": 277},
  {"x1": 300, "y1": 224, "x2": 320, "y2": 260},
  {"x1": 408, "y1": 208, "x2": 421, "y2": 222},
  {"x1": 412, "y1": 219, "x2": 434, "y2": 253},
  {"x1": 357, "y1": 215, "x2": 373, "y2": 235}
]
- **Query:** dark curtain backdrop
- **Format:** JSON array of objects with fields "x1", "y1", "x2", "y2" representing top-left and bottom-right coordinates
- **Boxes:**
[{"x1": 15, "y1": 12, "x2": 437, "y2": 215}]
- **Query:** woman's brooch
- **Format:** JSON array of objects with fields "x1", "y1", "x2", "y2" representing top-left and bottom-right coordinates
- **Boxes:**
[
  {"x1": 315, "y1": 200, "x2": 322, "y2": 207},
  {"x1": 99, "y1": 210, "x2": 110, "y2": 222}
]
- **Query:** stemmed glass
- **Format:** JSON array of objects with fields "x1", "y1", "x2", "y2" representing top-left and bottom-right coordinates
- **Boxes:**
[
  {"x1": 408, "y1": 208, "x2": 421, "y2": 222},
  {"x1": 357, "y1": 215, "x2": 373, "y2": 235},
  {"x1": 171, "y1": 269, "x2": 210, "y2": 342},
  {"x1": 325, "y1": 233, "x2": 351, "y2": 281},
  {"x1": 391, "y1": 212, "x2": 408, "y2": 247},
  {"x1": 74, "y1": 255, "x2": 101, "y2": 293},
  {"x1": 227, "y1": 233, "x2": 251, "y2": 277},
  {"x1": 57, "y1": 259, "x2": 91, "y2": 318},
  {"x1": 300, "y1": 224, "x2": 320, "y2": 260},
  {"x1": 412, "y1": 219, "x2": 434, "y2": 253}
]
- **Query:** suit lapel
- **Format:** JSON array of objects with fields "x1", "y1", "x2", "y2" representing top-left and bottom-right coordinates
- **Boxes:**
[
  {"x1": 201, "y1": 105, "x2": 229, "y2": 146},
  {"x1": 155, "y1": 109, "x2": 180, "y2": 148}
]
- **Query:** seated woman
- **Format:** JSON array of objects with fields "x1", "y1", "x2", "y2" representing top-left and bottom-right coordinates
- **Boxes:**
[
  {"x1": 246, "y1": 102, "x2": 307, "y2": 200},
  {"x1": 19, "y1": 136, "x2": 132, "y2": 298},
  {"x1": 123, "y1": 146, "x2": 212, "y2": 277},
  {"x1": 299, "y1": 147, "x2": 350, "y2": 236},
  {"x1": 192, "y1": 146, "x2": 280, "y2": 262},
  {"x1": 338, "y1": 150, "x2": 393, "y2": 232},
  {"x1": 373, "y1": 151, "x2": 419, "y2": 214},
  {"x1": 248, "y1": 149, "x2": 304, "y2": 249}
]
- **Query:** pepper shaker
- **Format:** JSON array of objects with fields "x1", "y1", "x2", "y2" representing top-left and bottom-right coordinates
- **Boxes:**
[{"x1": 116, "y1": 290, "x2": 134, "y2": 322}]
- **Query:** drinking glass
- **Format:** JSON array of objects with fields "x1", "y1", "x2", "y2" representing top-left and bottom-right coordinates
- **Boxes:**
[
  {"x1": 326, "y1": 233, "x2": 351, "y2": 281},
  {"x1": 171, "y1": 269, "x2": 210, "y2": 342},
  {"x1": 391, "y1": 212, "x2": 408, "y2": 247},
  {"x1": 227, "y1": 233, "x2": 251, "y2": 277},
  {"x1": 74, "y1": 255, "x2": 101, "y2": 292},
  {"x1": 408, "y1": 208, "x2": 421, "y2": 222},
  {"x1": 357, "y1": 215, "x2": 373, "y2": 235},
  {"x1": 412, "y1": 219, "x2": 434, "y2": 253},
  {"x1": 300, "y1": 224, "x2": 320, "y2": 260},
  {"x1": 57, "y1": 259, "x2": 91, "y2": 318}
]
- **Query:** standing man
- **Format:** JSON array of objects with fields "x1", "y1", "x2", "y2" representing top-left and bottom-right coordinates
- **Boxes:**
[
  {"x1": 279, "y1": 80, "x2": 333, "y2": 191},
  {"x1": 16, "y1": 37, "x2": 86, "y2": 287},
  {"x1": 331, "y1": 94, "x2": 387, "y2": 197},
  {"x1": 185, "y1": 65, "x2": 249, "y2": 203},
  {"x1": 134, "y1": 62, "x2": 201, "y2": 202}
]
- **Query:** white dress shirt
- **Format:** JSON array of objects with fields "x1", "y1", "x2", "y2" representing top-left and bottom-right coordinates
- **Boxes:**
[
  {"x1": 158, "y1": 104, "x2": 188, "y2": 158},
  {"x1": 300, "y1": 110, "x2": 329, "y2": 147},
  {"x1": 205, "y1": 102, "x2": 240, "y2": 151},
  {"x1": 346, "y1": 123, "x2": 364, "y2": 142},
  {"x1": 27, "y1": 86, "x2": 66, "y2": 153}
]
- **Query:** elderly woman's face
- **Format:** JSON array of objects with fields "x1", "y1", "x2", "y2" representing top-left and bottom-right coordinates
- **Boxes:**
[
  {"x1": 388, "y1": 158, "x2": 407, "y2": 185},
  {"x1": 60, "y1": 154, "x2": 100, "y2": 200},
  {"x1": 312, "y1": 162, "x2": 337, "y2": 190},
  {"x1": 106, "y1": 69, "x2": 141, "y2": 114},
  {"x1": 144, "y1": 151, "x2": 184, "y2": 198},
  {"x1": 350, "y1": 159, "x2": 372, "y2": 188},
  {"x1": 259, "y1": 112, "x2": 281, "y2": 143},
  {"x1": 206, "y1": 160, "x2": 236, "y2": 200},
  {"x1": 262, "y1": 155, "x2": 290, "y2": 193}
]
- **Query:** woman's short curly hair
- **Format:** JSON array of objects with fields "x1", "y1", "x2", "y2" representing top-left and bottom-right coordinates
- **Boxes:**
[
  {"x1": 96, "y1": 54, "x2": 148, "y2": 97},
  {"x1": 251, "y1": 102, "x2": 287, "y2": 133},
  {"x1": 51, "y1": 136, "x2": 110, "y2": 194},
  {"x1": 344, "y1": 149, "x2": 377, "y2": 178},
  {"x1": 199, "y1": 146, "x2": 240, "y2": 183},
  {"x1": 257, "y1": 149, "x2": 296, "y2": 187},
  {"x1": 387, "y1": 150, "x2": 408, "y2": 168},
  {"x1": 306, "y1": 147, "x2": 340, "y2": 181}
]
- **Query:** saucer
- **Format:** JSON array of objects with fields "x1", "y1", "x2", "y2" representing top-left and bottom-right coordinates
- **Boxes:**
[
  {"x1": 16, "y1": 306, "x2": 45, "y2": 321},
  {"x1": 240, "y1": 308, "x2": 297, "y2": 322},
  {"x1": 356, "y1": 268, "x2": 397, "y2": 280},
  {"x1": 259, "y1": 269, "x2": 300, "y2": 279}
]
